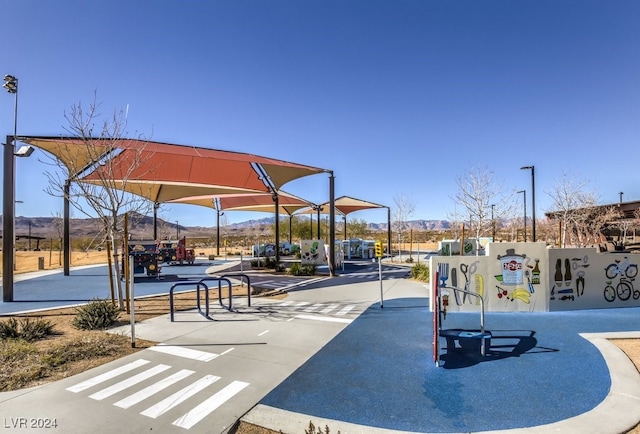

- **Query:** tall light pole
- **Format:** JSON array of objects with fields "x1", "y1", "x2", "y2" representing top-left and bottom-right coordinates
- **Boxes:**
[
  {"x1": 3, "y1": 74, "x2": 18, "y2": 302},
  {"x1": 521, "y1": 166, "x2": 536, "y2": 241},
  {"x1": 175, "y1": 221, "x2": 179, "y2": 239},
  {"x1": 619, "y1": 191, "x2": 624, "y2": 204},
  {"x1": 2, "y1": 75, "x2": 33, "y2": 300},
  {"x1": 517, "y1": 190, "x2": 527, "y2": 242},
  {"x1": 491, "y1": 204, "x2": 496, "y2": 241}
]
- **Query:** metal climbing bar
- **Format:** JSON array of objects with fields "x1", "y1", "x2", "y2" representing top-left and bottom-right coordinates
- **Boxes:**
[{"x1": 441, "y1": 286, "x2": 490, "y2": 356}]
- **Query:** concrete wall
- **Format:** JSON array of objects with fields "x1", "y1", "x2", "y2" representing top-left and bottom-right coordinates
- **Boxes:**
[{"x1": 429, "y1": 242, "x2": 640, "y2": 312}]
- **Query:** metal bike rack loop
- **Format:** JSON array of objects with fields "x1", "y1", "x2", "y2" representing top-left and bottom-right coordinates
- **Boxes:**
[
  {"x1": 169, "y1": 281, "x2": 209, "y2": 322},
  {"x1": 219, "y1": 273, "x2": 252, "y2": 307},
  {"x1": 198, "y1": 277, "x2": 233, "y2": 311}
]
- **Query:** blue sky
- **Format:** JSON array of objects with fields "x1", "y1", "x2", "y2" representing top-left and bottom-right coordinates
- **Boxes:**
[{"x1": 2, "y1": 1, "x2": 639, "y2": 226}]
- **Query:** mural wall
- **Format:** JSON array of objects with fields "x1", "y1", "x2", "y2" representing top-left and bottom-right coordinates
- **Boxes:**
[
  {"x1": 300, "y1": 240, "x2": 327, "y2": 265},
  {"x1": 429, "y1": 242, "x2": 640, "y2": 312}
]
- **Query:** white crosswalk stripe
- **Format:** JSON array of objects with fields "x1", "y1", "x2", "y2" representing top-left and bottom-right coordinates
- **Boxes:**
[
  {"x1": 149, "y1": 344, "x2": 218, "y2": 361},
  {"x1": 66, "y1": 359, "x2": 150, "y2": 393},
  {"x1": 271, "y1": 300, "x2": 364, "y2": 323},
  {"x1": 320, "y1": 304, "x2": 339, "y2": 314},
  {"x1": 66, "y1": 360, "x2": 250, "y2": 430},
  {"x1": 89, "y1": 364, "x2": 171, "y2": 400},
  {"x1": 303, "y1": 303, "x2": 324, "y2": 312},
  {"x1": 140, "y1": 374, "x2": 220, "y2": 419},
  {"x1": 114, "y1": 369, "x2": 195, "y2": 409},
  {"x1": 172, "y1": 381, "x2": 249, "y2": 429},
  {"x1": 336, "y1": 305, "x2": 356, "y2": 316}
]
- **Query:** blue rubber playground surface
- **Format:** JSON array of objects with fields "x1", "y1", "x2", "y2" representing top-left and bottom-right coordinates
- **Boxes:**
[
  {"x1": 261, "y1": 297, "x2": 640, "y2": 432},
  {"x1": 0, "y1": 262, "x2": 220, "y2": 315}
]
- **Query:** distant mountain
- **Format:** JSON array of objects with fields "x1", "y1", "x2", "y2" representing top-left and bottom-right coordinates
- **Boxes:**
[{"x1": 10, "y1": 215, "x2": 452, "y2": 239}]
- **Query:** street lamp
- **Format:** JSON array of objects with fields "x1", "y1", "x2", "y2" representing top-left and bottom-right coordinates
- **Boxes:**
[
  {"x1": 491, "y1": 204, "x2": 496, "y2": 241},
  {"x1": 3, "y1": 74, "x2": 34, "y2": 302},
  {"x1": 175, "y1": 221, "x2": 179, "y2": 239},
  {"x1": 619, "y1": 191, "x2": 624, "y2": 204},
  {"x1": 517, "y1": 190, "x2": 527, "y2": 242},
  {"x1": 520, "y1": 166, "x2": 536, "y2": 241}
]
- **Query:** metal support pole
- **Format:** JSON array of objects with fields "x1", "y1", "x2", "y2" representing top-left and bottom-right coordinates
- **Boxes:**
[
  {"x1": 521, "y1": 166, "x2": 536, "y2": 242},
  {"x1": 329, "y1": 172, "x2": 335, "y2": 277},
  {"x1": 216, "y1": 209, "x2": 221, "y2": 256},
  {"x1": 274, "y1": 193, "x2": 280, "y2": 264},
  {"x1": 2, "y1": 135, "x2": 15, "y2": 301},
  {"x1": 491, "y1": 204, "x2": 496, "y2": 241},
  {"x1": 387, "y1": 207, "x2": 391, "y2": 258},
  {"x1": 153, "y1": 202, "x2": 159, "y2": 240},
  {"x1": 530, "y1": 167, "x2": 536, "y2": 242},
  {"x1": 63, "y1": 180, "x2": 70, "y2": 276},
  {"x1": 518, "y1": 190, "x2": 527, "y2": 242}
]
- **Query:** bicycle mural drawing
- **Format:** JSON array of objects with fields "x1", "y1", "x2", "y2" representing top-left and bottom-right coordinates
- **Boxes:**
[{"x1": 603, "y1": 256, "x2": 640, "y2": 302}]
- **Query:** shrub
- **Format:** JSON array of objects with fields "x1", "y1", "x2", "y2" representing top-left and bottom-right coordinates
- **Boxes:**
[
  {"x1": 250, "y1": 257, "x2": 280, "y2": 269},
  {"x1": 305, "y1": 420, "x2": 340, "y2": 434},
  {"x1": 411, "y1": 263, "x2": 430, "y2": 281},
  {"x1": 0, "y1": 318, "x2": 20, "y2": 339},
  {"x1": 72, "y1": 299, "x2": 121, "y2": 330},
  {"x1": 17, "y1": 318, "x2": 55, "y2": 342},
  {"x1": 289, "y1": 263, "x2": 316, "y2": 276},
  {"x1": 0, "y1": 317, "x2": 55, "y2": 342}
]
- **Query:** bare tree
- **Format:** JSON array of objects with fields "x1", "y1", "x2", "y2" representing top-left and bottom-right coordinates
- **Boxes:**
[
  {"x1": 42, "y1": 95, "x2": 153, "y2": 307},
  {"x1": 453, "y1": 166, "x2": 513, "y2": 253},
  {"x1": 545, "y1": 173, "x2": 601, "y2": 247},
  {"x1": 392, "y1": 194, "x2": 416, "y2": 258},
  {"x1": 632, "y1": 209, "x2": 640, "y2": 243}
]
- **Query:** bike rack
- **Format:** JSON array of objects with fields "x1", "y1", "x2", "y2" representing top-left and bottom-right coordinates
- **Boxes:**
[
  {"x1": 169, "y1": 274, "x2": 250, "y2": 322},
  {"x1": 169, "y1": 281, "x2": 209, "y2": 322},
  {"x1": 218, "y1": 273, "x2": 252, "y2": 307},
  {"x1": 198, "y1": 277, "x2": 234, "y2": 312}
]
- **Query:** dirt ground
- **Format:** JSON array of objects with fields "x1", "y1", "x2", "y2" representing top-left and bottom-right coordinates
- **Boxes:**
[{"x1": 1, "y1": 249, "x2": 639, "y2": 433}]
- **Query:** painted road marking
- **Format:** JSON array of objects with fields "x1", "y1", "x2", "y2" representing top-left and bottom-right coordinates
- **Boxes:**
[
  {"x1": 114, "y1": 369, "x2": 195, "y2": 409},
  {"x1": 320, "y1": 304, "x2": 339, "y2": 314},
  {"x1": 89, "y1": 364, "x2": 171, "y2": 400},
  {"x1": 149, "y1": 344, "x2": 219, "y2": 362},
  {"x1": 66, "y1": 361, "x2": 251, "y2": 430},
  {"x1": 172, "y1": 381, "x2": 250, "y2": 429},
  {"x1": 220, "y1": 348, "x2": 235, "y2": 356},
  {"x1": 67, "y1": 359, "x2": 150, "y2": 393},
  {"x1": 140, "y1": 375, "x2": 220, "y2": 419},
  {"x1": 294, "y1": 314, "x2": 353, "y2": 324},
  {"x1": 336, "y1": 305, "x2": 356, "y2": 315},
  {"x1": 303, "y1": 303, "x2": 325, "y2": 312}
]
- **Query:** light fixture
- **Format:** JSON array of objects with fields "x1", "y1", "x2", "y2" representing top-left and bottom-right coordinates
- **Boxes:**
[
  {"x1": 3, "y1": 74, "x2": 17, "y2": 94},
  {"x1": 15, "y1": 144, "x2": 34, "y2": 157}
]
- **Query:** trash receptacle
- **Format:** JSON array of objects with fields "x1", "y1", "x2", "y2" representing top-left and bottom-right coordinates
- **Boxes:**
[
  {"x1": 38, "y1": 257, "x2": 45, "y2": 270},
  {"x1": 208, "y1": 255, "x2": 215, "y2": 260}
]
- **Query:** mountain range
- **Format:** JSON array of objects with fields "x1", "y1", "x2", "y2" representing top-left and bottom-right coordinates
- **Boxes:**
[{"x1": 12, "y1": 215, "x2": 452, "y2": 239}]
